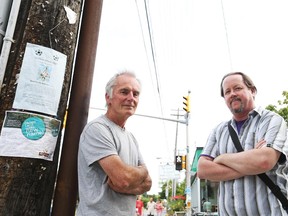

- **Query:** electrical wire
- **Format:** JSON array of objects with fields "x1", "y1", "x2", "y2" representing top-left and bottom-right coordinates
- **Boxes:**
[
  {"x1": 221, "y1": 0, "x2": 233, "y2": 71},
  {"x1": 135, "y1": 0, "x2": 174, "y2": 161},
  {"x1": 134, "y1": 0, "x2": 155, "y2": 90},
  {"x1": 143, "y1": 0, "x2": 165, "y2": 116}
]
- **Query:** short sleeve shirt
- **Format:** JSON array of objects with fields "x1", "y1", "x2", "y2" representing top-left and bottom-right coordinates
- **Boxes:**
[{"x1": 77, "y1": 115, "x2": 145, "y2": 216}]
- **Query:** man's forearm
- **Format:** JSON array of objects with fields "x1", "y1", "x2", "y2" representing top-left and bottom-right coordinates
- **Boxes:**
[
  {"x1": 213, "y1": 148, "x2": 278, "y2": 175},
  {"x1": 129, "y1": 175, "x2": 152, "y2": 195},
  {"x1": 129, "y1": 165, "x2": 149, "y2": 186},
  {"x1": 198, "y1": 157, "x2": 243, "y2": 181},
  {"x1": 108, "y1": 174, "x2": 152, "y2": 195}
]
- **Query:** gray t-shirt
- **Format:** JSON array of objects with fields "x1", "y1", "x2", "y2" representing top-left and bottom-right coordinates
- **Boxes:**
[{"x1": 76, "y1": 115, "x2": 145, "y2": 216}]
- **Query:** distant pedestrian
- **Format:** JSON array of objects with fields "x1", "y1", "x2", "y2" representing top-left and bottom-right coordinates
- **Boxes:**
[
  {"x1": 136, "y1": 195, "x2": 144, "y2": 216},
  {"x1": 201, "y1": 197, "x2": 206, "y2": 212},
  {"x1": 155, "y1": 199, "x2": 164, "y2": 216},
  {"x1": 146, "y1": 197, "x2": 156, "y2": 216},
  {"x1": 203, "y1": 200, "x2": 212, "y2": 213}
]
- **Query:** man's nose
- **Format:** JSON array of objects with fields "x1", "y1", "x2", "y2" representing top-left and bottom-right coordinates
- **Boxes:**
[
  {"x1": 229, "y1": 89, "x2": 237, "y2": 97},
  {"x1": 127, "y1": 92, "x2": 135, "y2": 100}
]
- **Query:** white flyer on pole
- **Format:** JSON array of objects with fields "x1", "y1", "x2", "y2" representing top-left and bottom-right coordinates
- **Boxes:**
[
  {"x1": 13, "y1": 43, "x2": 67, "y2": 116},
  {"x1": 0, "y1": 111, "x2": 61, "y2": 161}
]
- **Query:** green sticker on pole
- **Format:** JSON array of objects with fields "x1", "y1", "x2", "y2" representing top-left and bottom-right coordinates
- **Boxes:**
[{"x1": 21, "y1": 117, "x2": 46, "y2": 140}]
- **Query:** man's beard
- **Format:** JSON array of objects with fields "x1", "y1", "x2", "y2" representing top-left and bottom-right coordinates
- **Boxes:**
[
  {"x1": 230, "y1": 98, "x2": 244, "y2": 114},
  {"x1": 231, "y1": 104, "x2": 244, "y2": 114}
]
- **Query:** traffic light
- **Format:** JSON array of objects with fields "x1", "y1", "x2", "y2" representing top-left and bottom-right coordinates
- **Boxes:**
[
  {"x1": 175, "y1": 155, "x2": 187, "y2": 170},
  {"x1": 182, "y1": 155, "x2": 186, "y2": 170},
  {"x1": 175, "y1": 155, "x2": 182, "y2": 170},
  {"x1": 183, "y1": 95, "x2": 190, "y2": 113}
]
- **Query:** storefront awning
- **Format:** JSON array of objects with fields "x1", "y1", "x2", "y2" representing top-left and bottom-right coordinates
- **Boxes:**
[{"x1": 191, "y1": 147, "x2": 203, "y2": 172}]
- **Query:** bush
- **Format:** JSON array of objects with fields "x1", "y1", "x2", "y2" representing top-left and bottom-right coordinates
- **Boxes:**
[{"x1": 168, "y1": 199, "x2": 185, "y2": 212}]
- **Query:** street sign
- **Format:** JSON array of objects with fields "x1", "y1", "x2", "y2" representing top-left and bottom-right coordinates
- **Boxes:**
[{"x1": 159, "y1": 163, "x2": 179, "y2": 180}]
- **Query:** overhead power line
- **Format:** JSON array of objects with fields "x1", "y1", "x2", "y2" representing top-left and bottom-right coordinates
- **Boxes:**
[
  {"x1": 221, "y1": 0, "x2": 233, "y2": 71},
  {"x1": 134, "y1": 0, "x2": 154, "y2": 87},
  {"x1": 134, "y1": 0, "x2": 164, "y2": 116}
]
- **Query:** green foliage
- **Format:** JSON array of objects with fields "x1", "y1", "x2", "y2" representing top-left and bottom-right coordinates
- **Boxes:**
[
  {"x1": 158, "y1": 180, "x2": 169, "y2": 199},
  {"x1": 158, "y1": 179, "x2": 187, "y2": 213},
  {"x1": 176, "y1": 181, "x2": 186, "y2": 195},
  {"x1": 145, "y1": 179, "x2": 187, "y2": 214},
  {"x1": 159, "y1": 180, "x2": 186, "y2": 200},
  {"x1": 265, "y1": 91, "x2": 288, "y2": 125},
  {"x1": 141, "y1": 196, "x2": 150, "y2": 208},
  {"x1": 168, "y1": 199, "x2": 185, "y2": 211}
]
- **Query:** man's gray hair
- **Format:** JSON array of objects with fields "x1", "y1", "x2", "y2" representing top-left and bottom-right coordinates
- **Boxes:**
[{"x1": 105, "y1": 70, "x2": 142, "y2": 98}]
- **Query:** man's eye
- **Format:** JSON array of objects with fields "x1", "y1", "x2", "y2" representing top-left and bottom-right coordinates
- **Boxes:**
[
  {"x1": 120, "y1": 90, "x2": 129, "y2": 95},
  {"x1": 133, "y1": 92, "x2": 140, "y2": 97},
  {"x1": 224, "y1": 90, "x2": 230, "y2": 95}
]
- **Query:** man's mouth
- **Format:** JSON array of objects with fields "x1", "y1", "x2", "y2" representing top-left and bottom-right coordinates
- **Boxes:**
[
  {"x1": 123, "y1": 105, "x2": 134, "y2": 109},
  {"x1": 230, "y1": 98, "x2": 241, "y2": 106}
]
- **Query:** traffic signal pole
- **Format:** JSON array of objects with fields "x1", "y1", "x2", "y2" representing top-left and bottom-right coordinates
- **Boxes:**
[
  {"x1": 172, "y1": 108, "x2": 180, "y2": 197},
  {"x1": 183, "y1": 91, "x2": 191, "y2": 216},
  {"x1": 185, "y1": 112, "x2": 192, "y2": 216}
]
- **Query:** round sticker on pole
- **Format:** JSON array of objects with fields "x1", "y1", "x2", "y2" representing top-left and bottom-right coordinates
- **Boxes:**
[{"x1": 21, "y1": 117, "x2": 46, "y2": 140}]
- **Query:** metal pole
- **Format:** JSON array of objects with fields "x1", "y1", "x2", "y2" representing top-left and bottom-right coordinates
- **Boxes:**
[
  {"x1": 0, "y1": 0, "x2": 21, "y2": 94},
  {"x1": 172, "y1": 108, "x2": 180, "y2": 197},
  {"x1": 185, "y1": 91, "x2": 191, "y2": 216},
  {"x1": 0, "y1": 0, "x2": 12, "y2": 48}
]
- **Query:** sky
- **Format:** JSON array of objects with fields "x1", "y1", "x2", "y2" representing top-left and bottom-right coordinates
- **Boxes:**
[{"x1": 88, "y1": 0, "x2": 288, "y2": 194}]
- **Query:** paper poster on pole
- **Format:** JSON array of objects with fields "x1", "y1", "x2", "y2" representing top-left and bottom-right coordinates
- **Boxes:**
[
  {"x1": 0, "y1": 111, "x2": 61, "y2": 161},
  {"x1": 13, "y1": 43, "x2": 67, "y2": 116}
]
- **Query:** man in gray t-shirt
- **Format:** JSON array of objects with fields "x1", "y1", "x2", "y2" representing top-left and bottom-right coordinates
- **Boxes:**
[{"x1": 77, "y1": 71, "x2": 152, "y2": 216}]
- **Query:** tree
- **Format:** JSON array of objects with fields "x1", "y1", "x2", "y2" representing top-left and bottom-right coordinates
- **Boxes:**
[
  {"x1": 265, "y1": 91, "x2": 288, "y2": 125},
  {"x1": 159, "y1": 180, "x2": 186, "y2": 200},
  {"x1": 158, "y1": 180, "x2": 186, "y2": 214}
]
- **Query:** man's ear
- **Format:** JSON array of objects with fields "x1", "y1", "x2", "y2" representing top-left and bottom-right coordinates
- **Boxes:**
[
  {"x1": 251, "y1": 87, "x2": 257, "y2": 98},
  {"x1": 105, "y1": 93, "x2": 111, "y2": 105}
]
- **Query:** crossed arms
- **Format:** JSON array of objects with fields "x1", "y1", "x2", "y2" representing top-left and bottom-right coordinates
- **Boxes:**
[
  {"x1": 197, "y1": 140, "x2": 281, "y2": 181},
  {"x1": 99, "y1": 155, "x2": 152, "y2": 195}
]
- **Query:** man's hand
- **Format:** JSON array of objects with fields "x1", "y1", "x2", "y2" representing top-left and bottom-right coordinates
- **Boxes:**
[
  {"x1": 99, "y1": 155, "x2": 152, "y2": 195},
  {"x1": 107, "y1": 173, "x2": 152, "y2": 195},
  {"x1": 213, "y1": 145, "x2": 280, "y2": 175},
  {"x1": 197, "y1": 156, "x2": 243, "y2": 181}
]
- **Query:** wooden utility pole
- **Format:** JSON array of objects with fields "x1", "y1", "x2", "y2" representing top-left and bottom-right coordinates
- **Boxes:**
[
  {"x1": 0, "y1": 0, "x2": 97, "y2": 215},
  {"x1": 52, "y1": 0, "x2": 103, "y2": 215}
]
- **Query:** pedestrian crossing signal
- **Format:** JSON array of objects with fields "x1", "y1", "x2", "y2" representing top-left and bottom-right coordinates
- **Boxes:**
[
  {"x1": 175, "y1": 155, "x2": 186, "y2": 170},
  {"x1": 176, "y1": 155, "x2": 182, "y2": 170}
]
